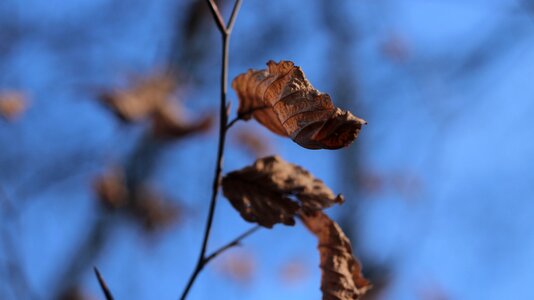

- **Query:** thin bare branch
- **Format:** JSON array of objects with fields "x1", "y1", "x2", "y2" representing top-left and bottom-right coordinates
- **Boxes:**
[
  {"x1": 205, "y1": 225, "x2": 260, "y2": 263},
  {"x1": 226, "y1": 106, "x2": 271, "y2": 130},
  {"x1": 225, "y1": 116, "x2": 241, "y2": 130},
  {"x1": 179, "y1": 0, "x2": 244, "y2": 298},
  {"x1": 94, "y1": 267, "x2": 114, "y2": 300},
  {"x1": 226, "y1": 0, "x2": 243, "y2": 34},
  {"x1": 206, "y1": 0, "x2": 226, "y2": 34}
]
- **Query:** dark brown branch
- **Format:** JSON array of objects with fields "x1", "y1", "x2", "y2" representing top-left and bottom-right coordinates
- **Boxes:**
[
  {"x1": 179, "y1": 0, "x2": 245, "y2": 299},
  {"x1": 180, "y1": 226, "x2": 259, "y2": 300},
  {"x1": 206, "y1": 0, "x2": 226, "y2": 34},
  {"x1": 204, "y1": 225, "x2": 260, "y2": 264},
  {"x1": 225, "y1": 115, "x2": 241, "y2": 130},
  {"x1": 94, "y1": 267, "x2": 114, "y2": 300},
  {"x1": 226, "y1": 106, "x2": 271, "y2": 130},
  {"x1": 226, "y1": 0, "x2": 243, "y2": 34}
]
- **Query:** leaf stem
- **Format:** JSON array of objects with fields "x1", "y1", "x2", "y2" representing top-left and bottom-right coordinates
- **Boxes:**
[
  {"x1": 179, "y1": 1, "x2": 249, "y2": 299},
  {"x1": 225, "y1": 115, "x2": 241, "y2": 130}
]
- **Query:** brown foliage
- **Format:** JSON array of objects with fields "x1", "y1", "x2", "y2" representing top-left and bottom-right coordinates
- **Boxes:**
[
  {"x1": 93, "y1": 168, "x2": 128, "y2": 209},
  {"x1": 0, "y1": 91, "x2": 28, "y2": 121},
  {"x1": 99, "y1": 73, "x2": 213, "y2": 139},
  {"x1": 222, "y1": 155, "x2": 343, "y2": 228},
  {"x1": 99, "y1": 74, "x2": 175, "y2": 123},
  {"x1": 151, "y1": 100, "x2": 213, "y2": 139},
  {"x1": 93, "y1": 167, "x2": 180, "y2": 231},
  {"x1": 232, "y1": 60, "x2": 366, "y2": 149},
  {"x1": 132, "y1": 187, "x2": 181, "y2": 231},
  {"x1": 301, "y1": 211, "x2": 371, "y2": 300}
]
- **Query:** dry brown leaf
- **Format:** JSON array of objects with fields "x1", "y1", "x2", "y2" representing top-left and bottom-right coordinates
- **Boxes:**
[
  {"x1": 93, "y1": 168, "x2": 179, "y2": 230},
  {"x1": 222, "y1": 155, "x2": 343, "y2": 228},
  {"x1": 151, "y1": 100, "x2": 213, "y2": 139},
  {"x1": 99, "y1": 74, "x2": 175, "y2": 123},
  {"x1": 93, "y1": 168, "x2": 128, "y2": 209},
  {"x1": 0, "y1": 91, "x2": 28, "y2": 121},
  {"x1": 301, "y1": 211, "x2": 372, "y2": 300},
  {"x1": 133, "y1": 187, "x2": 181, "y2": 231},
  {"x1": 232, "y1": 60, "x2": 366, "y2": 149}
]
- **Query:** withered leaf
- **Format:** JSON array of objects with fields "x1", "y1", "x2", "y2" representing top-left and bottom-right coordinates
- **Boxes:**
[
  {"x1": 151, "y1": 100, "x2": 213, "y2": 139},
  {"x1": 93, "y1": 168, "x2": 180, "y2": 231},
  {"x1": 301, "y1": 211, "x2": 371, "y2": 300},
  {"x1": 132, "y1": 187, "x2": 181, "y2": 232},
  {"x1": 0, "y1": 91, "x2": 28, "y2": 121},
  {"x1": 99, "y1": 74, "x2": 175, "y2": 123},
  {"x1": 232, "y1": 60, "x2": 366, "y2": 149},
  {"x1": 222, "y1": 155, "x2": 343, "y2": 228},
  {"x1": 93, "y1": 168, "x2": 128, "y2": 209}
]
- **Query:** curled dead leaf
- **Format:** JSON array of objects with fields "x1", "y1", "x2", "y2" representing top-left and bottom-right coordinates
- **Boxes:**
[
  {"x1": 99, "y1": 73, "x2": 175, "y2": 123},
  {"x1": 0, "y1": 91, "x2": 28, "y2": 121},
  {"x1": 232, "y1": 60, "x2": 366, "y2": 149},
  {"x1": 301, "y1": 211, "x2": 371, "y2": 300},
  {"x1": 222, "y1": 155, "x2": 343, "y2": 228}
]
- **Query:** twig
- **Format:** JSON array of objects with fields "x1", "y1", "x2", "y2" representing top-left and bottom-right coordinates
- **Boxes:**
[
  {"x1": 204, "y1": 225, "x2": 260, "y2": 264},
  {"x1": 94, "y1": 267, "x2": 114, "y2": 300},
  {"x1": 226, "y1": 0, "x2": 243, "y2": 34},
  {"x1": 225, "y1": 106, "x2": 271, "y2": 130},
  {"x1": 179, "y1": 1, "x2": 248, "y2": 299},
  {"x1": 206, "y1": 0, "x2": 226, "y2": 34},
  {"x1": 225, "y1": 115, "x2": 242, "y2": 130}
]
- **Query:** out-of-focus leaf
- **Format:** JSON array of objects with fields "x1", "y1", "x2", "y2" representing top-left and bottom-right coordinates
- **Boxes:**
[
  {"x1": 222, "y1": 155, "x2": 343, "y2": 228},
  {"x1": 232, "y1": 60, "x2": 366, "y2": 149},
  {"x1": 232, "y1": 126, "x2": 272, "y2": 158},
  {"x1": 0, "y1": 91, "x2": 28, "y2": 121},
  {"x1": 214, "y1": 249, "x2": 256, "y2": 284},
  {"x1": 151, "y1": 100, "x2": 213, "y2": 139},
  {"x1": 301, "y1": 211, "x2": 371, "y2": 300},
  {"x1": 381, "y1": 34, "x2": 410, "y2": 63},
  {"x1": 99, "y1": 74, "x2": 175, "y2": 123},
  {"x1": 279, "y1": 258, "x2": 309, "y2": 286},
  {"x1": 58, "y1": 287, "x2": 96, "y2": 300},
  {"x1": 132, "y1": 187, "x2": 180, "y2": 231},
  {"x1": 93, "y1": 168, "x2": 179, "y2": 231},
  {"x1": 93, "y1": 168, "x2": 128, "y2": 209}
]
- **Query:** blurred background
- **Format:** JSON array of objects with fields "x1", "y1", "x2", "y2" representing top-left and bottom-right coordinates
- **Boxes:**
[{"x1": 1, "y1": 0, "x2": 534, "y2": 299}]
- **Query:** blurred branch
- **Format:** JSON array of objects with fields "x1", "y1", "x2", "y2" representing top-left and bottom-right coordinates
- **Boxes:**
[{"x1": 0, "y1": 186, "x2": 36, "y2": 300}]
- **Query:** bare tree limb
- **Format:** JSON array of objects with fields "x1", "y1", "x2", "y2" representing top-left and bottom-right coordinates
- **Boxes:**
[{"x1": 179, "y1": 3, "x2": 248, "y2": 297}]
